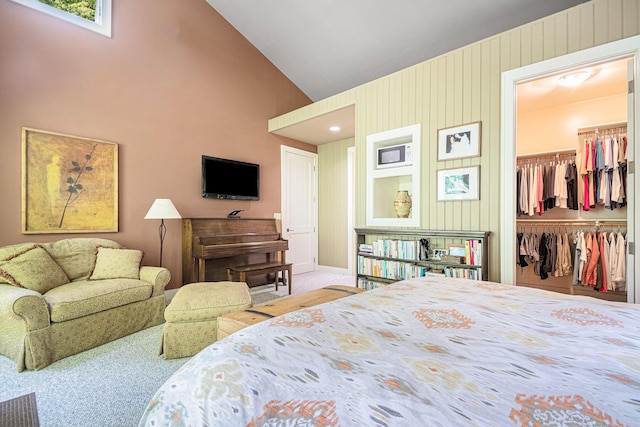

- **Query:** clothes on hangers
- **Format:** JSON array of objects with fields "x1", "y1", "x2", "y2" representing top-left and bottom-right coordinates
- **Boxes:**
[
  {"x1": 516, "y1": 157, "x2": 579, "y2": 216},
  {"x1": 516, "y1": 227, "x2": 627, "y2": 292},
  {"x1": 579, "y1": 133, "x2": 627, "y2": 211}
]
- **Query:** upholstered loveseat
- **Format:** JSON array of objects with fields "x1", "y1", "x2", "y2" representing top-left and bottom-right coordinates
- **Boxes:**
[{"x1": 0, "y1": 238, "x2": 170, "y2": 371}]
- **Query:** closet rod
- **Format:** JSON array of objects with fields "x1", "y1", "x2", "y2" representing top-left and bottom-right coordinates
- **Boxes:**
[
  {"x1": 517, "y1": 219, "x2": 627, "y2": 227},
  {"x1": 577, "y1": 121, "x2": 627, "y2": 135},
  {"x1": 516, "y1": 148, "x2": 576, "y2": 160}
]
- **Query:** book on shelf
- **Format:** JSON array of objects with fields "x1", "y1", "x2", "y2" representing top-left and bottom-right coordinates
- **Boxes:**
[
  {"x1": 443, "y1": 266, "x2": 482, "y2": 280},
  {"x1": 371, "y1": 239, "x2": 420, "y2": 260},
  {"x1": 358, "y1": 243, "x2": 373, "y2": 254},
  {"x1": 357, "y1": 277, "x2": 387, "y2": 290},
  {"x1": 357, "y1": 256, "x2": 428, "y2": 280},
  {"x1": 464, "y1": 239, "x2": 482, "y2": 266}
]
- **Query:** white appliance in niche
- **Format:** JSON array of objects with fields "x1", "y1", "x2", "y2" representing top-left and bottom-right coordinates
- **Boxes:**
[{"x1": 366, "y1": 124, "x2": 421, "y2": 227}]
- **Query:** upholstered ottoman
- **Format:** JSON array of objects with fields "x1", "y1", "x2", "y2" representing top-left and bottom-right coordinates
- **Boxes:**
[{"x1": 160, "y1": 281, "x2": 252, "y2": 359}]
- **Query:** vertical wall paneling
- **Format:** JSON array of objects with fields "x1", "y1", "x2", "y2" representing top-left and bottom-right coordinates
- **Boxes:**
[
  {"x1": 520, "y1": 26, "x2": 533, "y2": 66},
  {"x1": 608, "y1": 0, "x2": 624, "y2": 41},
  {"x1": 471, "y1": 45, "x2": 483, "y2": 124},
  {"x1": 555, "y1": 13, "x2": 569, "y2": 56},
  {"x1": 530, "y1": 21, "x2": 545, "y2": 63},
  {"x1": 462, "y1": 49, "x2": 472, "y2": 123},
  {"x1": 453, "y1": 50, "x2": 464, "y2": 127},
  {"x1": 488, "y1": 37, "x2": 504, "y2": 279},
  {"x1": 622, "y1": 0, "x2": 639, "y2": 38},
  {"x1": 580, "y1": 4, "x2": 596, "y2": 50},
  {"x1": 543, "y1": 17, "x2": 557, "y2": 59},
  {"x1": 595, "y1": 1, "x2": 610, "y2": 44}
]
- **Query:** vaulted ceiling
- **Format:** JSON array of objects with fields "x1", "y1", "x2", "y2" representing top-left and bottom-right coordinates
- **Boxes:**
[
  {"x1": 204, "y1": 1, "x2": 627, "y2": 145},
  {"x1": 205, "y1": 0, "x2": 589, "y2": 102}
]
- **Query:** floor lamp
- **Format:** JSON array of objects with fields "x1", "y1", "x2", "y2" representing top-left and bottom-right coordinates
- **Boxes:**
[{"x1": 144, "y1": 199, "x2": 182, "y2": 267}]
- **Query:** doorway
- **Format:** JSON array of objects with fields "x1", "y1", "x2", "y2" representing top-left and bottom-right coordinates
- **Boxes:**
[
  {"x1": 280, "y1": 145, "x2": 318, "y2": 275},
  {"x1": 501, "y1": 36, "x2": 639, "y2": 303}
]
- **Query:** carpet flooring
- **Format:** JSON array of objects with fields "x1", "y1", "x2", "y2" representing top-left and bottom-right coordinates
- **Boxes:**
[
  {"x1": 0, "y1": 325, "x2": 187, "y2": 427},
  {"x1": 0, "y1": 271, "x2": 355, "y2": 427}
]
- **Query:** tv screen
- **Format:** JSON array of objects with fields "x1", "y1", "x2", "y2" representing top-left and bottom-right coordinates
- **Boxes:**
[{"x1": 201, "y1": 155, "x2": 260, "y2": 200}]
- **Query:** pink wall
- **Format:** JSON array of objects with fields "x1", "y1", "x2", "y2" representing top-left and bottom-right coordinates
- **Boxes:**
[{"x1": 0, "y1": 0, "x2": 314, "y2": 288}]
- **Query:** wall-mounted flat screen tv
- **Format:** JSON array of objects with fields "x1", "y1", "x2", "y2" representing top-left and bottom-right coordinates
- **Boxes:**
[{"x1": 201, "y1": 155, "x2": 260, "y2": 200}]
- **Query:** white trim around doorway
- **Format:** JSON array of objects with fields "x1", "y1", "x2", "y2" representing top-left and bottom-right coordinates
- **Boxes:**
[{"x1": 501, "y1": 35, "x2": 639, "y2": 303}]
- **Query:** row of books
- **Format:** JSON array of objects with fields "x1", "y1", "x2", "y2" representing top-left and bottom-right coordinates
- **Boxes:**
[
  {"x1": 443, "y1": 267, "x2": 483, "y2": 280},
  {"x1": 356, "y1": 278, "x2": 386, "y2": 290},
  {"x1": 357, "y1": 255, "x2": 483, "y2": 281},
  {"x1": 358, "y1": 238, "x2": 482, "y2": 266},
  {"x1": 358, "y1": 239, "x2": 421, "y2": 260},
  {"x1": 464, "y1": 239, "x2": 483, "y2": 266},
  {"x1": 357, "y1": 256, "x2": 428, "y2": 280}
]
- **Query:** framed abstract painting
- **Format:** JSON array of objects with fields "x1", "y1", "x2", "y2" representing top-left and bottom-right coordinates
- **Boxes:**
[{"x1": 22, "y1": 128, "x2": 118, "y2": 234}]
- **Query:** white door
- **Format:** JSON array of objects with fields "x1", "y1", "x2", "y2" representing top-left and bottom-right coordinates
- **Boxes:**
[{"x1": 281, "y1": 146, "x2": 318, "y2": 274}]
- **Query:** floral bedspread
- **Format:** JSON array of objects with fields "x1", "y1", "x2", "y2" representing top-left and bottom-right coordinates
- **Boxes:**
[{"x1": 139, "y1": 277, "x2": 640, "y2": 426}]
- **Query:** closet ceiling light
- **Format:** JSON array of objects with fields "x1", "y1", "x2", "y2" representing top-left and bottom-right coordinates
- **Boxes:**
[
  {"x1": 329, "y1": 126, "x2": 341, "y2": 132},
  {"x1": 555, "y1": 71, "x2": 591, "y2": 87}
]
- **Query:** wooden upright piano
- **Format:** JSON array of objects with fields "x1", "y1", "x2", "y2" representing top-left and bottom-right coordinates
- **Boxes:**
[{"x1": 182, "y1": 218, "x2": 288, "y2": 287}]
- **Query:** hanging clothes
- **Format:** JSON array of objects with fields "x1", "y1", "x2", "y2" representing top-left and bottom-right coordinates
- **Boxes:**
[
  {"x1": 571, "y1": 231, "x2": 584, "y2": 285},
  {"x1": 516, "y1": 152, "x2": 580, "y2": 217},
  {"x1": 516, "y1": 226, "x2": 626, "y2": 293},
  {"x1": 613, "y1": 231, "x2": 626, "y2": 291},
  {"x1": 598, "y1": 232, "x2": 608, "y2": 293}
]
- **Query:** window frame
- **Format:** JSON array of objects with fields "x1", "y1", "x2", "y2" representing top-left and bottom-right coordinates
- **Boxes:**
[{"x1": 9, "y1": 0, "x2": 112, "y2": 37}]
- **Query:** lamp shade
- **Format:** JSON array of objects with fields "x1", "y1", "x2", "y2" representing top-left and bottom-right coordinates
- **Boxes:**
[{"x1": 144, "y1": 199, "x2": 182, "y2": 219}]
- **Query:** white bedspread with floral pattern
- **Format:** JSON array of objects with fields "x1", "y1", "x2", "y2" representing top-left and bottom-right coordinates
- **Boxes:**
[{"x1": 139, "y1": 277, "x2": 640, "y2": 426}]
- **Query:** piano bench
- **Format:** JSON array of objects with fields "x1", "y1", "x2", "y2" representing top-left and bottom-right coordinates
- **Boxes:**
[{"x1": 227, "y1": 262, "x2": 293, "y2": 294}]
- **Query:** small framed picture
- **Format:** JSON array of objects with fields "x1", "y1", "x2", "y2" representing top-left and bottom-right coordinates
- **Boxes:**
[
  {"x1": 447, "y1": 244, "x2": 466, "y2": 258},
  {"x1": 437, "y1": 121, "x2": 481, "y2": 161},
  {"x1": 431, "y1": 248, "x2": 447, "y2": 260},
  {"x1": 437, "y1": 166, "x2": 480, "y2": 201}
]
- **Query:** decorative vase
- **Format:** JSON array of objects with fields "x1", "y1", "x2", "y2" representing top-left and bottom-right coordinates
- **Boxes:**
[{"x1": 393, "y1": 190, "x2": 412, "y2": 218}]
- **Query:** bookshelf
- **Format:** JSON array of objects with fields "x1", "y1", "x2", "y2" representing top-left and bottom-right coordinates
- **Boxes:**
[{"x1": 355, "y1": 228, "x2": 491, "y2": 290}]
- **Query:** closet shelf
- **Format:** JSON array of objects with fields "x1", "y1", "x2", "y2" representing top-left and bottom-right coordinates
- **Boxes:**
[
  {"x1": 577, "y1": 121, "x2": 627, "y2": 136},
  {"x1": 516, "y1": 148, "x2": 576, "y2": 161},
  {"x1": 516, "y1": 219, "x2": 627, "y2": 226}
]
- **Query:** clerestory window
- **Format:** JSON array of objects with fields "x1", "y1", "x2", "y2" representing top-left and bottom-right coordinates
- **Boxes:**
[{"x1": 9, "y1": 0, "x2": 112, "y2": 37}]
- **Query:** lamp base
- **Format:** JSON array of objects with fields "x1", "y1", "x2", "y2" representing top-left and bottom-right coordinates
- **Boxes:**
[{"x1": 158, "y1": 219, "x2": 166, "y2": 267}]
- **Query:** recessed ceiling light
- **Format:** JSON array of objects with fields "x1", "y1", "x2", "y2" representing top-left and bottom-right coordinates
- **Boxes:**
[
  {"x1": 556, "y1": 71, "x2": 591, "y2": 87},
  {"x1": 329, "y1": 126, "x2": 341, "y2": 132}
]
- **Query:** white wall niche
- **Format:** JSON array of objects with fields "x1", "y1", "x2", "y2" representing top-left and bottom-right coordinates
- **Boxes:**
[{"x1": 366, "y1": 124, "x2": 421, "y2": 227}]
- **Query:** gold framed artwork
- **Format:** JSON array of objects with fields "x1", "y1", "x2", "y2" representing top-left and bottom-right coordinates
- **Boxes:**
[
  {"x1": 22, "y1": 128, "x2": 118, "y2": 234},
  {"x1": 437, "y1": 121, "x2": 481, "y2": 161}
]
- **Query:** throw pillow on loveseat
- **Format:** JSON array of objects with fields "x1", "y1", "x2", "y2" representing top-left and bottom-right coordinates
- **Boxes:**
[{"x1": 0, "y1": 238, "x2": 170, "y2": 371}]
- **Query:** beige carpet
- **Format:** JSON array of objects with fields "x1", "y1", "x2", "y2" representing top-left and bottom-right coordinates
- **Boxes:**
[{"x1": 250, "y1": 270, "x2": 354, "y2": 305}]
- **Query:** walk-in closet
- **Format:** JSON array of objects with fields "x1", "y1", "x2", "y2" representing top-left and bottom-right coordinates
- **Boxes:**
[{"x1": 514, "y1": 58, "x2": 630, "y2": 303}]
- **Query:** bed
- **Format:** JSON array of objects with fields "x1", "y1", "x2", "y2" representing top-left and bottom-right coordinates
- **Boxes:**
[{"x1": 139, "y1": 277, "x2": 640, "y2": 426}]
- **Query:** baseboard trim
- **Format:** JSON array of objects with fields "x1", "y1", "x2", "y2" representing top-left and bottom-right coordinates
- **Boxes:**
[{"x1": 315, "y1": 265, "x2": 351, "y2": 275}]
